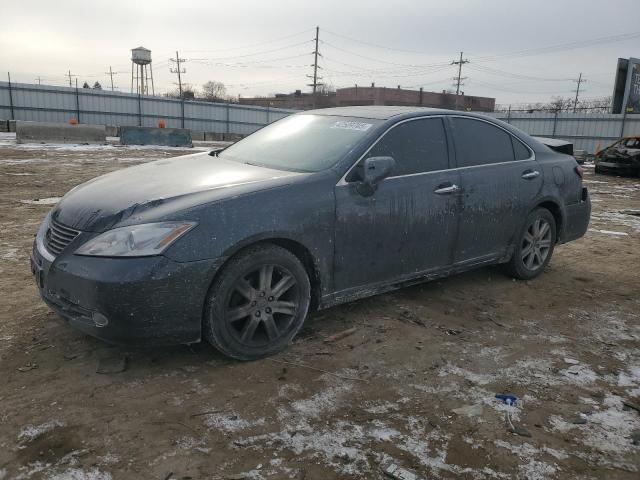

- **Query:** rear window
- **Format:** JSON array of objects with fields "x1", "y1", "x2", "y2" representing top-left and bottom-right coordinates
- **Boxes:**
[
  {"x1": 512, "y1": 137, "x2": 531, "y2": 160},
  {"x1": 452, "y1": 117, "x2": 515, "y2": 167}
]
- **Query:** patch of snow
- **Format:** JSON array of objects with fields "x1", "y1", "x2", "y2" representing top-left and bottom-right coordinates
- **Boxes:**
[
  {"x1": 438, "y1": 363, "x2": 494, "y2": 385},
  {"x1": 591, "y1": 211, "x2": 640, "y2": 233},
  {"x1": 550, "y1": 395, "x2": 640, "y2": 455},
  {"x1": 617, "y1": 365, "x2": 640, "y2": 388},
  {"x1": 97, "y1": 453, "x2": 119, "y2": 466},
  {"x1": 560, "y1": 364, "x2": 598, "y2": 386},
  {"x1": 48, "y1": 468, "x2": 112, "y2": 480},
  {"x1": 20, "y1": 197, "x2": 61, "y2": 205},
  {"x1": 494, "y1": 440, "x2": 563, "y2": 480},
  {"x1": 588, "y1": 228, "x2": 629, "y2": 236},
  {"x1": 203, "y1": 412, "x2": 265, "y2": 433},
  {"x1": 518, "y1": 459, "x2": 557, "y2": 480},
  {"x1": 364, "y1": 400, "x2": 399, "y2": 414},
  {"x1": 0, "y1": 247, "x2": 19, "y2": 261},
  {"x1": 18, "y1": 420, "x2": 65, "y2": 443},
  {"x1": 288, "y1": 382, "x2": 353, "y2": 419},
  {"x1": 175, "y1": 435, "x2": 210, "y2": 454}
]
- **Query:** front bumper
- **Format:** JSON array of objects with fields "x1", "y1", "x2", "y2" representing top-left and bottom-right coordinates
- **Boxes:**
[{"x1": 31, "y1": 227, "x2": 222, "y2": 346}]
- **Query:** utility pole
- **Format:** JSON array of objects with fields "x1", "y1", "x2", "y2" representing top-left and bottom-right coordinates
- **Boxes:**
[
  {"x1": 66, "y1": 70, "x2": 75, "y2": 88},
  {"x1": 451, "y1": 51, "x2": 469, "y2": 110},
  {"x1": 307, "y1": 26, "x2": 323, "y2": 107},
  {"x1": 572, "y1": 73, "x2": 586, "y2": 113},
  {"x1": 170, "y1": 51, "x2": 186, "y2": 98},
  {"x1": 170, "y1": 51, "x2": 187, "y2": 128},
  {"x1": 35, "y1": 76, "x2": 42, "y2": 85},
  {"x1": 106, "y1": 66, "x2": 115, "y2": 91}
]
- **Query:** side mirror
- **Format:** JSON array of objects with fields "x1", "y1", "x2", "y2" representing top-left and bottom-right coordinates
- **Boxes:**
[{"x1": 356, "y1": 156, "x2": 396, "y2": 196}]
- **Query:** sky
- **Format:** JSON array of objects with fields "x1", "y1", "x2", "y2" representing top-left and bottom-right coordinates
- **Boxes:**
[{"x1": 1, "y1": 0, "x2": 639, "y2": 106}]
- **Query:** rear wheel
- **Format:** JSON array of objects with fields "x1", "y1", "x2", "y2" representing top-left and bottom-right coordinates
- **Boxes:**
[
  {"x1": 505, "y1": 208, "x2": 556, "y2": 280},
  {"x1": 204, "y1": 244, "x2": 311, "y2": 361}
]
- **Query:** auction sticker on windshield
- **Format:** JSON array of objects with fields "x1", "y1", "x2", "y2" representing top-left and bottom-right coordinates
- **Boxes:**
[{"x1": 331, "y1": 121, "x2": 373, "y2": 131}]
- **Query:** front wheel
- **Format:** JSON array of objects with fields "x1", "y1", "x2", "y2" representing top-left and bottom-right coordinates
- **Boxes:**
[
  {"x1": 505, "y1": 208, "x2": 556, "y2": 280},
  {"x1": 204, "y1": 244, "x2": 311, "y2": 361}
]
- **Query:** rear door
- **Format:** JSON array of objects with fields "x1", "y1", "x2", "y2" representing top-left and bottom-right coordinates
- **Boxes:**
[
  {"x1": 451, "y1": 117, "x2": 542, "y2": 263},
  {"x1": 333, "y1": 117, "x2": 461, "y2": 292}
]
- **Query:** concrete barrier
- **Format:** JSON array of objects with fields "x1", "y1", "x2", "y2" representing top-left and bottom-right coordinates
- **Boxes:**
[
  {"x1": 204, "y1": 132, "x2": 224, "y2": 141},
  {"x1": 0, "y1": 120, "x2": 8, "y2": 132},
  {"x1": 105, "y1": 125, "x2": 118, "y2": 137},
  {"x1": 120, "y1": 126, "x2": 192, "y2": 147},
  {"x1": 16, "y1": 121, "x2": 106, "y2": 144},
  {"x1": 9, "y1": 120, "x2": 16, "y2": 132},
  {"x1": 223, "y1": 133, "x2": 245, "y2": 141},
  {"x1": 190, "y1": 130, "x2": 205, "y2": 141}
]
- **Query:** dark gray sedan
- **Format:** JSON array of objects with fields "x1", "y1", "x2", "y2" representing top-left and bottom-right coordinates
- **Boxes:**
[{"x1": 31, "y1": 106, "x2": 591, "y2": 360}]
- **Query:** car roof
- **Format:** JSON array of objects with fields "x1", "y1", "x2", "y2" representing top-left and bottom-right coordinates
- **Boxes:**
[{"x1": 302, "y1": 105, "x2": 455, "y2": 120}]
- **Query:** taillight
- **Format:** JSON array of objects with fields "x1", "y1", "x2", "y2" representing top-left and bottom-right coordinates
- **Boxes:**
[{"x1": 575, "y1": 165, "x2": 584, "y2": 179}]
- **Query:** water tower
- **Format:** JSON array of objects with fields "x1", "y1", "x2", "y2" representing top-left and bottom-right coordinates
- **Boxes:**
[{"x1": 131, "y1": 46, "x2": 155, "y2": 95}]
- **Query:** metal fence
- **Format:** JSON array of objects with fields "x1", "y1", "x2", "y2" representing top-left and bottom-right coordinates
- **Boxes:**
[
  {"x1": 485, "y1": 111, "x2": 640, "y2": 154},
  {"x1": 0, "y1": 81, "x2": 296, "y2": 135}
]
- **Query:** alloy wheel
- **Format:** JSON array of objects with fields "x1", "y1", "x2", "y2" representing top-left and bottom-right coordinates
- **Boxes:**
[
  {"x1": 224, "y1": 264, "x2": 299, "y2": 347},
  {"x1": 521, "y1": 218, "x2": 552, "y2": 271}
]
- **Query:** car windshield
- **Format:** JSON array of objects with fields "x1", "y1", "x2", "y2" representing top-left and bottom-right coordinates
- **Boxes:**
[{"x1": 218, "y1": 114, "x2": 380, "y2": 172}]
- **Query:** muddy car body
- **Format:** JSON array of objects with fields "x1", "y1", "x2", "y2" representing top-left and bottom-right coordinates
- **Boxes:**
[
  {"x1": 595, "y1": 136, "x2": 640, "y2": 176},
  {"x1": 31, "y1": 106, "x2": 591, "y2": 359}
]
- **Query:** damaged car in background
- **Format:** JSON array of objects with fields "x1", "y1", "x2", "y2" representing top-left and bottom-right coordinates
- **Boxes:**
[
  {"x1": 595, "y1": 136, "x2": 640, "y2": 176},
  {"x1": 30, "y1": 106, "x2": 591, "y2": 360}
]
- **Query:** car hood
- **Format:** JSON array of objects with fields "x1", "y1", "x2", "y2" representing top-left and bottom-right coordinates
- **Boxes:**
[{"x1": 53, "y1": 151, "x2": 304, "y2": 232}]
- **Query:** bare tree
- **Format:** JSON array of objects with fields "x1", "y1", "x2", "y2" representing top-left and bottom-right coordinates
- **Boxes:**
[
  {"x1": 201, "y1": 81, "x2": 227, "y2": 101},
  {"x1": 165, "y1": 84, "x2": 197, "y2": 100}
]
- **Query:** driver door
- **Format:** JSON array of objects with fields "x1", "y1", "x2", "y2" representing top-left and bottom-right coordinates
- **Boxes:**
[{"x1": 333, "y1": 117, "x2": 461, "y2": 292}]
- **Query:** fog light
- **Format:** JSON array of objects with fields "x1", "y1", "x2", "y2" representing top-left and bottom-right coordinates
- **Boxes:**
[{"x1": 92, "y1": 312, "x2": 109, "y2": 327}]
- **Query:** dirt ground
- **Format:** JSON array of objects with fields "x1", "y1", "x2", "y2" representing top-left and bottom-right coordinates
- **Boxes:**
[{"x1": 0, "y1": 132, "x2": 639, "y2": 480}]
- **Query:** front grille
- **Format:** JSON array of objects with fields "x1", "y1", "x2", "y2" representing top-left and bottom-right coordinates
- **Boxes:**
[{"x1": 45, "y1": 219, "x2": 81, "y2": 256}]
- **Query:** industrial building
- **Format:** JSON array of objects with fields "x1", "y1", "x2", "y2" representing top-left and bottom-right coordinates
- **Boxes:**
[{"x1": 239, "y1": 85, "x2": 495, "y2": 112}]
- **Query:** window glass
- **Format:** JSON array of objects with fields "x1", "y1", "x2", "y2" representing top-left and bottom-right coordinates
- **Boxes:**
[
  {"x1": 219, "y1": 115, "x2": 381, "y2": 172},
  {"x1": 512, "y1": 137, "x2": 531, "y2": 160},
  {"x1": 452, "y1": 118, "x2": 515, "y2": 167},
  {"x1": 362, "y1": 118, "x2": 449, "y2": 177}
]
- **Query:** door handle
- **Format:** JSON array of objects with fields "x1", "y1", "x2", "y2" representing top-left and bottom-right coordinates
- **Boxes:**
[
  {"x1": 521, "y1": 170, "x2": 540, "y2": 180},
  {"x1": 434, "y1": 184, "x2": 460, "y2": 195}
]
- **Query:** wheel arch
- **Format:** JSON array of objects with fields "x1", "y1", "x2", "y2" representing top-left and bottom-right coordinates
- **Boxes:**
[
  {"x1": 533, "y1": 197, "x2": 564, "y2": 242},
  {"x1": 207, "y1": 235, "x2": 323, "y2": 316}
]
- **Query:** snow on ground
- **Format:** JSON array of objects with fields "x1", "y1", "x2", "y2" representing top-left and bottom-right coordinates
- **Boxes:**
[{"x1": 20, "y1": 197, "x2": 61, "y2": 205}]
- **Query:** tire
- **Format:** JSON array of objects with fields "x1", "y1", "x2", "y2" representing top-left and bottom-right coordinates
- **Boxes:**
[
  {"x1": 594, "y1": 165, "x2": 602, "y2": 174},
  {"x1": 203, "y1": 243, "x2": 311, "y2": 361},
  {"x1": 505, "y1": 208, "x2": 556, "y2": 280}
]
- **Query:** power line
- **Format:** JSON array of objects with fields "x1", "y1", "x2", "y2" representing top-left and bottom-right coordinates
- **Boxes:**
[
  {"x1": 322, "y1": 28, "x2": 436, "y2": 55},
  {"x1": 474, "y1": 30, "x2": 640, "y2": 62},
  {"x1": 180, "y1": 28, "x2": 316, "y2": 54},
  {"x1": 189, "y1": 40, "x2": 313, "y2": 62},
  {"x1": 321, "y1": 40, "x2": 450, "y2": 68},
  {"x1": 466, "y1": 64, "x2": 574, "y2": 82}
]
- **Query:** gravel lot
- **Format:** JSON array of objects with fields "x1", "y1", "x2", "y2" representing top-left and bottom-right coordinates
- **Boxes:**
[{"x1": 0, "y1": 132, "x2": 639, "y2": 480}]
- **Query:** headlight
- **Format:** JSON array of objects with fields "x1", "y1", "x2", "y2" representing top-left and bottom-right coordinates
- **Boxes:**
[{"x1": 75, "y1": 222, "x2": 196, "y2": 257}]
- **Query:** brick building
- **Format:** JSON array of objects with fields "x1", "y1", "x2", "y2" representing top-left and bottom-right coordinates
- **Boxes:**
[{"x1": 239, "y1": 85, "x2": 495, "y2": 112}]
